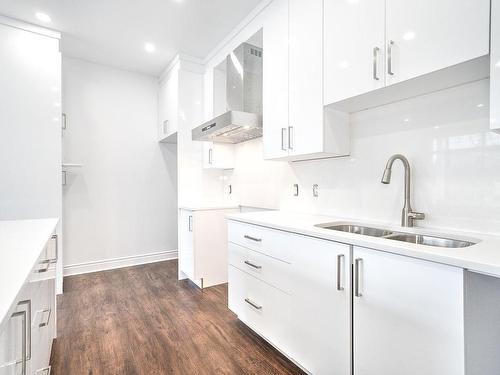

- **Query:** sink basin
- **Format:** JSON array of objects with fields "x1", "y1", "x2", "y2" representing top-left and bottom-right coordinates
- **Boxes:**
[
  {"x1": 316, "y1": 222, "x2": 478, "y2": 248},
  {"x1": 315, "y1": 223, "x2": 393, "y2": 237},
  {"x1": 384, "y1": 233, "x2": 475, "y2": 248}
]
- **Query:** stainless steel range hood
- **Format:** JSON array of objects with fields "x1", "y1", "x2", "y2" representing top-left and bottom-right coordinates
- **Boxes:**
[{"x1": 192, "y1": 42, "x2": 263, "y2": 144}]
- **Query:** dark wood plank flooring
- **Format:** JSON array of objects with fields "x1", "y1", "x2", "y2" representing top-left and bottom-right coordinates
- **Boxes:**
[{"x1": 50, "y1": 259, "x2": 305, "y2": 375}]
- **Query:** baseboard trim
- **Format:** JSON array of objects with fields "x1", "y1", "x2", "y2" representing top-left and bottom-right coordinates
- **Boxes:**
[{"x1": 64, "y1": 250, "x2": 178, "y2": 276}]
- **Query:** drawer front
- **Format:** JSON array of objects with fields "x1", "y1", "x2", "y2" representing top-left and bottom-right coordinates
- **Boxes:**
[
  {"x1": 229, "y1": 243, "x2": 292, "y2": 294},
  {"x1": 228, "y1": 265, "x2": 291, "y2": 353},
  {"x1": 228, "y1": 221, "x2": 292, "y2": 263}
]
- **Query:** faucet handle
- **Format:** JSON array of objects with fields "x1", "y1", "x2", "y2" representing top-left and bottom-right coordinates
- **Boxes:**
[{"x1": 408, "y1": 211, "x2": 425, "y2": 220}]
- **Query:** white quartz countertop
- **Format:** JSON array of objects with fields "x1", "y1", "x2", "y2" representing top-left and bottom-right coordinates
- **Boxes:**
[
  {"x1": 0, "y1": 218, "x2": 58, "y2": 332},
  {"x1": 227, "y1": 211, "x2": 500, "y2": 278},
  {"x1": 179, "y1": 205, "x2": 240, "y2": 212}
]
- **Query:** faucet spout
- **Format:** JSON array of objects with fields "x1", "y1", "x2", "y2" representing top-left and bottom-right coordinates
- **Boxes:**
[{"x1": 381, "y1": 154, "x2": 425, "y2": 227}]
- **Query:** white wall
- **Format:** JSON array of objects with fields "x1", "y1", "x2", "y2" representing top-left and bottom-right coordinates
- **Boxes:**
[
  {"x1": 62, "y1": 58, "x2": 178, "y2": 274},
  {"x1": 223, "y1": 79, "x2": 500, "y2": 235}
]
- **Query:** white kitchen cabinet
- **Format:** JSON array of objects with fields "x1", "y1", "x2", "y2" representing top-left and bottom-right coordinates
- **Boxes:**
[
  {"x1": 202, "y1": 142, "x2": 234, "y2": 169},
  {"x1": 178, "y1": 208, "x2": 238, "y2": 288},
  {"x1": 263, "y1": 0, "x2": 349, "y2": 161},
  {"x1": 323, "y1": 0, "x2": 385, "y2": 104},
  {"x1": 228, "y1": 221, "x2": 351, "y2": 374},
  {"x1": 158, "y1": 68, "x2": 179, "y2": 143},
  {"x1": 352, "y1": 246, "x2": 464, "y2": 375},
  {"x1": 385, "y1": 0, "x2": 489, "y2": 86},
  {"x1": 263, "y1": 0, "x2": 289, "y2": 160},
  {"x1": 324, "y1": 0, "x2": 490, "y2": 112},
  {"x1": 491, "y1": 0, "x2": 500, "y2": 132}
]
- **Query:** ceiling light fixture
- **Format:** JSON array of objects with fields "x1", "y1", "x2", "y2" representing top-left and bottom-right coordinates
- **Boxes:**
[
  {"x1": 402, "y1": 31, "x2": 416, "y2": 41},
  {"x1": 144, "y1": 42, "x2": 156, "y2": 53},
  {"x1": 35, "y1": 12, "x2": 52, "y2": 23}
]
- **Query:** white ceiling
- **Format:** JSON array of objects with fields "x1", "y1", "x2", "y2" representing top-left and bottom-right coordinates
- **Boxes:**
[{"x1": 0, "y1": 0, "x2": 263, "y2": 76}]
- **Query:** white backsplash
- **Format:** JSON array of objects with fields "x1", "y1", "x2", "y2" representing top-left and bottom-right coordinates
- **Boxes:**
[{"x1": 223, "y1": 79, "x2": 500, "y2": 235}]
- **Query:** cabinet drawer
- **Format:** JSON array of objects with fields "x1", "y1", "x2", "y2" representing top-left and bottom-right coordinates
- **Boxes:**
[
  {"x1": 229, "y1": 243, "x2": 292, "y2": 294},
  {"x1": 228, "y1": 265, "x2": 291, "y2": 352},
  {"x1": 228, "y1": 221, "x2": 292, "y2": 263}
]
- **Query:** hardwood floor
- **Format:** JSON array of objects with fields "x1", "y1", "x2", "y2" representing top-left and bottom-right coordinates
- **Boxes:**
[{"x1": 50, "y1": 260, "x2": 305, "y2": 375}]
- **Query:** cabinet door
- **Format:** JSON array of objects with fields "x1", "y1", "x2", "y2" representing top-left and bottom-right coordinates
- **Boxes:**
[
  {"x1": 202, "y1": 142, "x2": 234, "y2": 170},
  {"x1": 353, "y1": 247, "x2": 464, "y2": 375},
  {"x1": 178, "y1": 210, "x2": 195, "y2": 279},
  {"x1": 323, "y1": 0, "x2": 385, "y2": 104},
  {"x1": 290, "y1": 237, "x2": 351, "y2": 375},
  {"x1": 385, "y1": 0, "x2": 490, "y2": 86},
  {"x1": 263, "y1": 0, "x2": 289, "y2": 160},
  {"x1": 288, "y1": 0, "x2": 324, "y2": 157}
]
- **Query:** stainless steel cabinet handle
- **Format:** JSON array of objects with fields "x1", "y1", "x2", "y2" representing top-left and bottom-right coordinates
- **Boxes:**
[
  {"x1": 354, "y1": 258, "x2": 363, "y2": 297},
  {"x1": 163, "y1": 120, "x2": 168, "y2": 134},
  {"x1": 337, "y1": 254, "x2": 345, "y2": 291},
  {"x1": 11, "y1": 310, "x2": 27, "y2": 375},
  {"x1": 387, "y1": 40, "x2": 395, "y2": 76},
  {"x1": 244, "y1": 260, "x2": 262, "y2": 269},
  {"x1": 62, "y1": 113, "x2": 67, "y2": 130},
  {"x1": 62, "y1": 170, "x2": 67, "y2": 186},
  {"x1": 17, "y1": 300, "x2": 32, "y2": 361},
  {"x1": 208, "y1": 148, "x2": 213, "y2": 164},
  {"x1": 373, "y1": 47, "x2": 380, "y2": 80},
  {"x1": 244, "y1": 235, "x2": 262, "y2": 242},
  {"x1": 38, "y1": 308, "x2": 51, "y2": 328},
  {"x1": 188, "y1": 215, "x2": 193, "y2": 232},
  {"x1": 244, "y1": 298, "x2": 262, "y2": 310},
  {"x1": 288, "y1": 126, "x2": 294, "y2": 150},
  {"x1": 41, "y1": 234, "x2": 58, "y2": 264},
  {"x1": 281, "y1": 128, "x2": 287, "y2": 151}
]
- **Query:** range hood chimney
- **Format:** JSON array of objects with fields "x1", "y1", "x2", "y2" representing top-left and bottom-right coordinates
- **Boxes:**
[{"x1": 192, "y1": 42, "x2": 263, "y2": 144}]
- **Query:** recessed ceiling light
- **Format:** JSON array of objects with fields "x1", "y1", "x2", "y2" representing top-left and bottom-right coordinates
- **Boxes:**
[
  {"x1": 477, "y1": 103, "x2": 485, "y2": 108},
  {"x1": 35, "y1": 12, "x2": 52, "y2": 23},
  {"x1": 144, "y1": 42, "x2": 156, "y2": 53},
  {"x1": 402, "y1": 31, "x2": 416, "y2": 41}
]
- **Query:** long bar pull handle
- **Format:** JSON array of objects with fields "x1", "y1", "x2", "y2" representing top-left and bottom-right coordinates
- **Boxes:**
[
  {"x1": 208, "y1": 148, "x2": 213, "y2": 165},
  {"x1": 244, "y1": 235, "x2": 262, "y2": 242},
  {"x1": 288, "y1": 126, "x2": 294, "y2": 150},
  {"x1": 354, "y1": 258, "x2": 363, "y2": 297},
  {"x1": 281, "y1": 128, "x2": 287, "y2": 151},
  {"x1": 244, "y1": 298, "x2": 262, "y2": 310},
  {"x1": 188, "y1": 215, "x2": 193, "y2": 232},
  {"x1": 244, "y1": 260, "x2": 262, "y2": 270},
  {"x1": 387, "y1": 40, "x2": 395, "y2": 76},
  {"x1": 337, "y1": 254, "x2": 345, "y2": 291},
  {"x1": 11, "y1": 311, "x2": 27, "y2": 375},
  {"x1": 17, "y1": 300, "x2": 32, "y2": 361},
  {"x1": 373, "y1": 47, "x2": 380, "y2": 80}
]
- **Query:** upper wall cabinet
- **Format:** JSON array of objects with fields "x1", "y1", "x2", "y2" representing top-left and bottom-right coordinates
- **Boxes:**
[
  {"x1": 263, "y1": 0, "x2": 350, "y2": 162},
  {"x1": 492, "y1": 0, "x2": 500, "y2": 132},
  {"x1": 158, "y1": 67, "x2": 179, "y2": 143},
  {"x1": 324, "y1": 0, "x2": 491, "y2": 112}
]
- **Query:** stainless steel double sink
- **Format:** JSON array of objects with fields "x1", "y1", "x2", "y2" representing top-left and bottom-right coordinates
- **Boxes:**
[{"x1": 315, "y1": 223, "x2": 477, "y2": 248}]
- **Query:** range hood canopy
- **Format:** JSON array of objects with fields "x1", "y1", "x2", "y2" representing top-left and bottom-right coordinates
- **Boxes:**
[{"x1": 192, "y1": 42, "x2": 263, "y2": 144}]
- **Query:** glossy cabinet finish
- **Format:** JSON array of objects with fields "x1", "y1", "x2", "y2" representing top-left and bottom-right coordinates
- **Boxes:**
[
  {"x1": 324, "y1": 0, "x2": 490, "y2": 110},
  {"x1": 228, "y1": 221, "x2": 351, "y2": 374},
  {"x1": 262, "y1": 0, "x2": 289, "y2": 160},
  {"x1": 491, "y1": 0, "x2": 500, "y2": 132},
  {"x1": 179, "y1": 208, "x2": 238, "y2": 288},
  {"x1": 353, "y1": 246, "x2": 464, "y2": 375},
  {"x1": 323, "y1": 0, "x2": 385, "y2": 104},
  {"x1": 158, "y1": 68, "x2": 179, "y2": 142},
  {"x1": 202, "y1": 142, "x2": 234, "y2": 169},
  {"x1": 385, "y1": 0, "x2": 489, "y2": 86}
]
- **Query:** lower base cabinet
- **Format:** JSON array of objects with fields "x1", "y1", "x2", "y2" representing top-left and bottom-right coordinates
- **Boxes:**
[
  {"x1": 353, "y1": 246, "x2": 464, "y2": 375},
  {"x1": 228, "y1": 221, "x2": 466, "y2": 375}
]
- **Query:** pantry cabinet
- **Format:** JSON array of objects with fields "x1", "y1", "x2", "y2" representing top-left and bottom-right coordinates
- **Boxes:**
[
  {"x1": 324, "y1": 0, "x2": 490, "y2": 111},
  {"x1": 202, "y1": 142, "x2": 234, "y2": 169},
  {"x1": 352, "y1": 246, "x2": 464, "y2": 375},
  {"x1": 263, "y1": 0, "x2": 349, "y2": 162}
]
